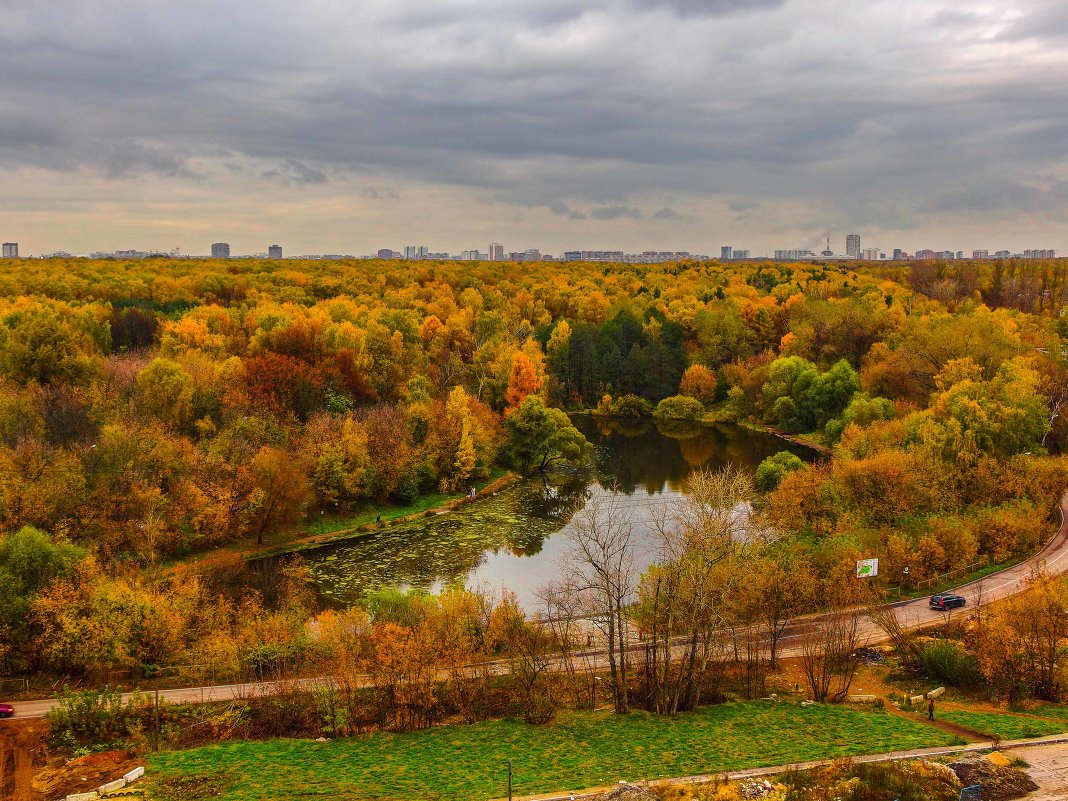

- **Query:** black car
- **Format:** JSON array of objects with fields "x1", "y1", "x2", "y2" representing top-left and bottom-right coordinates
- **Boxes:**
[{"x1": 930, "y1": 593, "x2": 966, "y2": 610}]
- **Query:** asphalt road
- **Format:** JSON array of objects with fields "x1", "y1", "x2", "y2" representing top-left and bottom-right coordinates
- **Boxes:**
[{"x1": 6, "y1": 495, "x2": 1067, "y2": 721}]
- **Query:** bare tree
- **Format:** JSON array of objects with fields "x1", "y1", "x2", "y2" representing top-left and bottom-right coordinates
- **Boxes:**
[
  {"x1": 640, "y1": 465, "x2": 768, "y2": 713},
  {"x1": 800, "y1": 597, "x2": 866, "y2": 703},
  {"x1": 562, "y1": 491, "x2": 638, "y2": 713},
  {"x1": 869, "y1": 599, "x2": 919, "y2": 671},
  {"x1": 536, "y1": 578, "x2": 592, "y2": 708}
]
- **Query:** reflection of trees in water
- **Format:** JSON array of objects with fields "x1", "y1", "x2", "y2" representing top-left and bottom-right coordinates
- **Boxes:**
[
  {"x1": 578, "y1": 416, "x2": 813, "y2": 492},
  {"x1": 306, "y1": 473, "x2": 591, "y2": 605},
  {"x1": 520, "y1": 469, "x2": 591, "y2": 522}
]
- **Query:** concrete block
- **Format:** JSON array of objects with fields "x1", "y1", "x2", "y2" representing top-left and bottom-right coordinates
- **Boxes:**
[
  {"x1": 910, "y1": 695, "x2": 925, "y2": 705},
  {"x1": 847, "y1": 694, "x2": 877, "y2": 703},
  {"x1": 927, "y1": 687, "x2": 945, "y2": 699},
  {"x1": 123, "y1": 767, "x2": 145, "y2": 782},
  {"x1": 98, "y1": 778, "x2": 126, "y2": 793},
  {"x1": 65, "y1": 792, "x2": 100, "y2": 801}
]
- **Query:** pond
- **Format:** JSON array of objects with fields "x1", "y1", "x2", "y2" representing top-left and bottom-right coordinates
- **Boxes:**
[{"x1": 302, "y1": 417, "x2": 816, "y2": 611}]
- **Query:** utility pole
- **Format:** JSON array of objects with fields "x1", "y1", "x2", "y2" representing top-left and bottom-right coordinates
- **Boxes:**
[
  {"x1": 506, "y1": 759, "x2": 513, "y2": 801},
  {"x1": 154, "y1": 688, "x2": 160, "y2": 752}
]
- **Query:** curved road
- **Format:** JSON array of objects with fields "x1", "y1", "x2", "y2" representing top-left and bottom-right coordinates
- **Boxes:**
[{"x1": 6, "y1": 496, "x2": 1068, "y2": 721}]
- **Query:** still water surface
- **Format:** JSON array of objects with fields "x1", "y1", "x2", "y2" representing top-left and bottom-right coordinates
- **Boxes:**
[{"x1": 304, "y1": 417, "x2": 813, "y2": 610}]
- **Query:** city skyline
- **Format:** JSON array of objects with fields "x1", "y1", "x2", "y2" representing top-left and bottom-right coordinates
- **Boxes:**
[
  {"x1": 3, "y1": 1, "x2": 1068, "y2": 255},
  {"x1": 1, "y1": 234, "x2": 1058, "y2": 262}
]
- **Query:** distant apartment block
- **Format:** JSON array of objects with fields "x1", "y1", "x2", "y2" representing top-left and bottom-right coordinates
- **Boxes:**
[
  {"x1": 268, "y1": 245, "x2": 282, "y2": 259},
  {"x1": 893, "y1": 249, "x2": 906, "y2": 260},
  {"x1": 774, "y1": 249, "x2": 816, "y2": 260},
  {"x1": 721, "y1": 246, "x2": 733, "y2": 260},
  {"x1": 732, "y1": 249, "x2": 750, "y2": 259},
  {"x1": 460, "y1": 250, "x2": 483, "y2": 261},
  {"x1": 1, "y1": 243, "x2": 17, "y2": 258},
  {"x1": 211, "y1": 242, "x2": 230, "y2": 258},
  {"x1": 1023, "y1": 249, "x2": 1056, "y2": 258},
  {"x1": 994, "y1": 250, "x2": 1011, "y2": 258},
  {"x1": 489, "y1": 243, "x2": 504, "y2": 261},
  {"x1": 972, "y1": 250, "x2": 989, "y2": 259},
  {"x1": 377, "y1": 249, "x2": 395, "y2": 259},
  {"x1": 507, "y1": 249, "x2": 543, "y2": 262},
  {"x1": 861, "y1": 248, "x2": 881, "y2": 261},
  {"x1": 845, "y1": 234, "x2": 861, "y2": 259}
]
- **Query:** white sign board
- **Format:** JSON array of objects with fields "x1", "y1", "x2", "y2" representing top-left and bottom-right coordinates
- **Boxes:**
[{"x1": 856, "y1": 558, "x2": 879, "y2": 578}]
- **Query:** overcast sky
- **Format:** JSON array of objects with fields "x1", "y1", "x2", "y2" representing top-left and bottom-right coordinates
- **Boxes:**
[{"x1": 2, "y1": 0, "x2": 1067, "y2": 257}]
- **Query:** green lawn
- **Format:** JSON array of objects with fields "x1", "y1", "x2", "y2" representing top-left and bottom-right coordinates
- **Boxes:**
[
  {"x1": 940, "y1": 709, "x2": 1068, "y2": 740},
  {"x1": 148, "y1": 701, "x2": 963, "y2": 801},
  {"x1": 1036, "y1": 705, "x2": 1068, "y2": 720}
]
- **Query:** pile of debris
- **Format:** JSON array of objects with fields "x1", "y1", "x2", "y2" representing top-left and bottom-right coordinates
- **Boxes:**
[
  {"x1": 590, "y1": 782, "x2": 660, "y2": 801},
  {"x1": 947, "y1": 753, "x2": 1038, "y2": 801},
  {"x1": 852, "y1": 647, "x2": 885, "y2": 665},
  {"x1": 32, "y1": 750, "x2": 140, "y2": 800},
  {"x1": 738, "y1": 778, "x2": 777, "y2": 798}
]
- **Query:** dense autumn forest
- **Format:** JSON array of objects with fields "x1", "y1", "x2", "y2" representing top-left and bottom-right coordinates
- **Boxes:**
[{"x1": 1, "y1": 255, "x2": 1067, "y2": 689}]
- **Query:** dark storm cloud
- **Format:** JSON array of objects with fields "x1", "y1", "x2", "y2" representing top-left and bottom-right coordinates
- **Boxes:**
[
  {"x1": 1, "y1": 0, "x2": 1067, "y2": 241},
  {"x1": 590, "y1": 205, "x2": 642, "y2": 220},
  {"x1": 261, "y1": 160, "x2": 328, "y2": 186},
  {"x1": 626, "y1": 0, "x2": 784, "y2": 17},
  {"x1": 653, "y1": 207, "x2": 685, "y2": 220}
]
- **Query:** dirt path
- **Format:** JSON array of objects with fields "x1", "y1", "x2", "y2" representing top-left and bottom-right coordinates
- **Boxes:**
[{"x1": 846, "y1": 664, "x2": 989, "y2": 743}]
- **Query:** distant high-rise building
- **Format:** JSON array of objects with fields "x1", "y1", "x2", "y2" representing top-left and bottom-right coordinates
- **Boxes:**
[
  {"x1": 892, "y1": 248, "x2": 905, "y2": 261},
  {"x1": 489, "y1": 243, "x2": 504, "y2": 261},
  {"x1": 211, "y1": 242, "x2": 230, "y2": 258},
  {"x1": 403, "y1": 246, "x2": 418, "y2": 259},
  {"x1": 720, "y1": 246, "x2": 733, "y2": 260},
  {"x1": 845, "y1": 234, "x2": 861, "y2": 259},
  {"x1": 861, "y1": 248, "x2": 880, "y2": 261},
  {"x1": 972, "y1": 250, "x2": 989, "y2": 259},
  {"x1": 377, "y1": 248, "x2": 394, "y2": 259},
  {"x1": 268, "y1": 245, "x2": 282, "y2": 259},
  {"x1": 417, "y1": 246, "x2": 429, "y2": 258},
  {"x1": 732, "y1": 249, "x2": 750, "y2": 259},
  {"x1": 1, "y1": 243, "x2": 17, "y2": 258}
]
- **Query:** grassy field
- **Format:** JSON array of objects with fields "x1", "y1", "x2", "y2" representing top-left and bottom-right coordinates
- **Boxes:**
[
  {"x1": 148, "y1": 701, "x2": 963, "y2": 801},
  {"x1": 939, "y1": 709, "x2": 1068, "y2": 741}
]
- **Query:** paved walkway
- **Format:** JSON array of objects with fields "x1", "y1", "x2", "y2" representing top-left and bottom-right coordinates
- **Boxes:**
[
  {"x1": 1013, "y1": 743, "x2": 1068, "y2": 801},
  {"x1": 510, "y1": 733, "x2": 1068, "y2": 801}
]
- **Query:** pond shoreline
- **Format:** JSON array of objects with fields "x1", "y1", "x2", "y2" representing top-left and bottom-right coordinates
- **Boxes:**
[
  {"x1": 258, "y1": 471, "x2": 524, "y2": 559},
  {"x1": 300, "y1": 417, "x2": 824, "y2": 610},
  {"x1": 572, "y1": 408, "x2": 832, "y2": 457}
]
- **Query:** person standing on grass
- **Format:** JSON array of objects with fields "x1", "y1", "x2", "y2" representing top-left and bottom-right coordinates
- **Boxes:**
[{"x1": 928, "y1": 698, "x2": 935, "y2": 720}]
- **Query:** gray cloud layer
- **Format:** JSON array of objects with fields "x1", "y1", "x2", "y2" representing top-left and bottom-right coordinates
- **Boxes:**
[{"x1": 1, "y1": 0, "x2": 1067, "y2": 251}]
